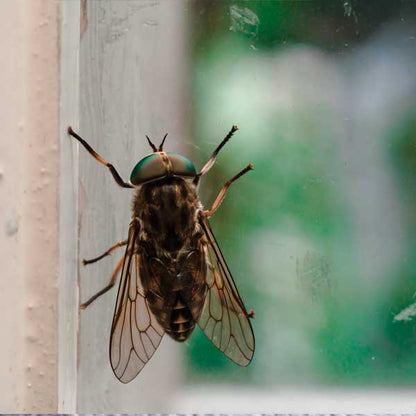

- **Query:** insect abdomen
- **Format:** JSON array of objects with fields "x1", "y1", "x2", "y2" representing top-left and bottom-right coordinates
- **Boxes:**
[{"x1": 167, "y1": 292, "x2": 195, "y2": 341}]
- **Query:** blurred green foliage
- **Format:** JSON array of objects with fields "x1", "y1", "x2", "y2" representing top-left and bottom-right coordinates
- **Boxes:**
[{"x1": 186, "y1": 0, "x2": 416, "y2": 386}]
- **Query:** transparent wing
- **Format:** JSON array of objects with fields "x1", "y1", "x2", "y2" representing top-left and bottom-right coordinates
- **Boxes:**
[
  {"x1": 109, "y1": 220, "x2": 164, "y2": 383},
  {"x1": 198, "y1": 215, "x2": 255, "y2": 366}
]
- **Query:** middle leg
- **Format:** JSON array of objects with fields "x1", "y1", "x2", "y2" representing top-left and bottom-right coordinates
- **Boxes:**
[
  {"x1": 80, "y1": 255, "x2": 125, "y2": 309},
  {"x1": 83, "y1": 240, "x2": 127, "y2": 265}
]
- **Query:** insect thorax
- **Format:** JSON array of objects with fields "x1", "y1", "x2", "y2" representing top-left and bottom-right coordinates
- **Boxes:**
[{"x1": 132, "y1": 177, "x2": 202, "y2": 254}]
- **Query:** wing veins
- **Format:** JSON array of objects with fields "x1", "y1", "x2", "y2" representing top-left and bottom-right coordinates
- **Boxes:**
[
  {"x1": 223, "y1": 287, "x2": 252, "y2": 360},
  {"x1": 219, "y1": 284, "x2": 233, "y2": 353},
  {"x1": 197, "y1": 215, "x2": 255, "y2": 366},
  {"x1": 223, "y1": 282, "x2": 250, "y2": 348},
  {"x1": 109, "y1": 220, "x2": 165, "y2": 382}
]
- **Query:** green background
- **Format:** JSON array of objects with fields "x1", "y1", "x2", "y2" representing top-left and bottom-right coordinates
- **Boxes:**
[{"x1": 184, "y1": 0, "x2": 416, "y2": 386}]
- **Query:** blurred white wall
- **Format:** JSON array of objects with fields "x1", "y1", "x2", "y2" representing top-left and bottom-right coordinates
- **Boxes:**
[{"x1": 0, "y1": 0, "x2": 61, "y2": 412}]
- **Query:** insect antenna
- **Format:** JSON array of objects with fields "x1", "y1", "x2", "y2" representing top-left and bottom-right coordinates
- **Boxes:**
[
  {"x1": 210, "y1": 125, "x2": 238, "y2": 161},
  {"x1": 194, "y1": 125, "x2": 239, "y2": 185},
  {"x1": 146, "y1": 135, "x2": 158, "y2": 152},
  {"x1": 158, "y1": 133, "x2": 168, "y2": 151}
]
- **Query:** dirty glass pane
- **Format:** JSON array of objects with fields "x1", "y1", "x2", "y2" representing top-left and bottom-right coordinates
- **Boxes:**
[{"x1": 185, "y1": 0, "x2": 416, "y2": 388}]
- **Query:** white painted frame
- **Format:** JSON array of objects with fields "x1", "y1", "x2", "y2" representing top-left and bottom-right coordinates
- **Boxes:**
[
  {"x1": 75, "y1": 1, "x2": 188, "y2": 412},
  {"x1": 59, "y1": 1, "x2": 80, "y2": 413}
]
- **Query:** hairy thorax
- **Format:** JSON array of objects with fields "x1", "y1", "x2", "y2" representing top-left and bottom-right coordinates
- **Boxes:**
[{"x1": 132, "y1": 177, "x2": 202, "y2": 253}]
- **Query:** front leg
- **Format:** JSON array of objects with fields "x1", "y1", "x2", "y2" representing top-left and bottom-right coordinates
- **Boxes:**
[
  {"x1": 68, "y1": 126, "x2": 133, "y2": 189},
  {"x1": 204, "y1": 163, "x2": 253, "y2": 218}
]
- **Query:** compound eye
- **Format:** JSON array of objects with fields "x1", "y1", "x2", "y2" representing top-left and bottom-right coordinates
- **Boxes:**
[
  {"x1": 130, "y1": 154, "x2": 166, "y2": 185},
  {"x1": 167, "y1": 153, "x2": 196, "y2": 177}
]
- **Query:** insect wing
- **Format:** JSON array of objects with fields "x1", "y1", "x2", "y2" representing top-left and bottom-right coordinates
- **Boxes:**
[
  {"x1": 198, "y1": 215, "x2": 255, "y2": 366},
  {"x1": 110, "y1": 220, "x2": 165, "y2": 383}
]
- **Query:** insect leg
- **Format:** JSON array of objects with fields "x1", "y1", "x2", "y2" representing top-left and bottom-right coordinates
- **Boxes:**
[
  {"x1": 83, "y1": 240, "x2": 128, "y2": 265},
  {"x1": 68, "y1": 126, "x2": 133, "y2": 189},
  {"x1": 80, "y1": 255, "x2": 125, "y2": 309},
  {"x1": 203, "y1": 163, "x2": 253, "y2": 217},
  {"x1": 194, "y1": 125, "x2": 239, "y2": 186}
]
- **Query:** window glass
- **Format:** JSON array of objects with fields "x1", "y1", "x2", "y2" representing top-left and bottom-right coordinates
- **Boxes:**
[{"x1": 185, "y1": 0, "x2": 416, "y2": 388}]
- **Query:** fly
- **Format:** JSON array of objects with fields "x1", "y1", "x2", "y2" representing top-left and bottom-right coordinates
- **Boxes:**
[{"x1": 68, "y1": 125, "x2": 255, "y2": 383}]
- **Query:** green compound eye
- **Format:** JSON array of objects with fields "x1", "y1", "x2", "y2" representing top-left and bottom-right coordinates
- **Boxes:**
[
  {"x1": 166, "y1": 153, "x2": 197, "y2": 178},
  {"x1": 130, "y1": 153, "x2": 197, "y2": 185},
  {"x1": 130, "y1": 154, "x2": 165, "y2": 185}
]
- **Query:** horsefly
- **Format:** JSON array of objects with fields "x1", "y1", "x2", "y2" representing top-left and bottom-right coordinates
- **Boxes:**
[{"x1": 68, "y1": 125, "x2": 255, "y2": 383}]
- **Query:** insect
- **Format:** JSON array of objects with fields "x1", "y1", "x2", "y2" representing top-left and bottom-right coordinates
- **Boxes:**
[{"x1": 68, "y1": 125, "x2": 255, "y2": 383}]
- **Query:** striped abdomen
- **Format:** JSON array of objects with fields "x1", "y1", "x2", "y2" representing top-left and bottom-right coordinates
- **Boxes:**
[{"x1": 167, "y1": 292, "x2": 195, "y2": 341}]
